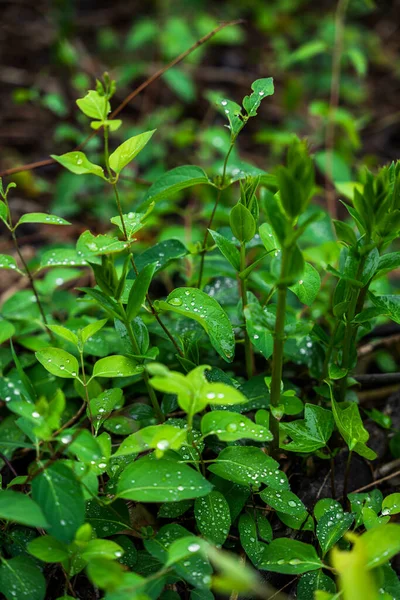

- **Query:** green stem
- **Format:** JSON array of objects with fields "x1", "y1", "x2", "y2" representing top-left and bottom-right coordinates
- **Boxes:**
[
  {"x1": 80, "y1": 351, "x2": 94, "y2": 436},
  {"x1": 269, "y1": 247, "x2": 290, "y2": 452},
  {"x1": 112, "y1": 183, "x2": 183, "y2": 356},
  {"x1": 197, "y1": 140, "x2": 235, "y2": 288},
  {"x1": 343, "y1": 450, "x2": 353, "y2": 501},
  {"x1": 121, "y1": 307, "x2": 164, "y2": 423},
  {"x1": 239, "y1": 242, "x2": 253, "y2": 379}
]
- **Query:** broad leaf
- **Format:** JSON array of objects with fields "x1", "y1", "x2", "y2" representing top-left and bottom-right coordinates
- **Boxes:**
[
  {"x1": 244, "y1": 303, "x2": 273, "y2": 359},
  {"x1": 140, "y1": 166, "x2": 212, "y2": 210},
  {"x1": 0, "y1": 556, "x2": 46, "y2": 600},
  {"x1": 51, "y1": 152, "x2": 105, "y2": 179},
  {"x1": 0, "y1": 320, "x2": 15, "y2": 344},
  {"x1": 109, "y1": 130, "x2": 156, "y2": 174},
  {"x1": 297, "y1": 571, "x2": 336, "y2": 600},
  {"x1": 289, "y1": 263, "x2": 321, "y2": 306},
  {"x1": 201, "y1": 411, "x2": 272, "y2": 442},
  {"x1": 35, "y1": 347, "x2": 79, "y2": 379},
  {"x1": 39, "y1": 248, "x2": 88, "y2": 269},
  {"x1": 16, "y1": 213, "x2": 71, "y2": 227},
  {"x1": 208, "y1": 446, "x2": 280, "y2": 487},
  {"x1": 331, "y1": 398, "x2": 377, "y2": 460},
  {"x1": 135, "y1": 239, "x2": 187, "y2": 273},
  {"x1": 209, "y1": 230, "x2": 240, "y2": 271},
  {"x1": 117, "y1": 456, "x2": 212, "y2": 502},
  {"x1": 194, "y1": 491, "x2": 231, "y2": 545},
  {"x1": 242, "y1": 77, "x2": 274, "y2": 117},
  {"x1": 0, "y1": 254, "x2": 24, "y2": 275},
  {"x1": 31, "y1": 462, "x2": 85, "y2": 543},
  {"x1": 260, "y1": 538, "x2": 323, "y2": 574},
  {"x1": 110, "y1": 210, "x2": 150, "y2": 239},
  {"x1": 280, "y1": 404, "x2": 334, "y2": 453},
  {"x1": 27, "y1": 535, "x2": 69, "y2": 562},
  {"x1": 91, "y1": 355, "x2": 141, "y2": 379},
  {"x1": 114, "y1": 424, "x2": 187, "y2": 457},
  {"x1": 0, "y1": 490, "x2": 48, "y2": 528},
  {"x1": 156, "y1": 288, "x2": 235, "y2": 362},
  {"x1": 316, "y1": 510, "x2": 354, "y2": 555},
  {"x1": 76, "y1": 90, "x2": 110, "y2": 120},
  {"x1": 362, "y1": 523, "x2": 400, "y2": 569},
  {"x1": 260, "y1": 488, "x2": 306, "y2": 516}
]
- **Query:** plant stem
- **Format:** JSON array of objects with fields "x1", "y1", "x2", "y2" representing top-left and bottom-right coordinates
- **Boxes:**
[
  {"x1": 11, "y1": 230, "x2": 52, "y2": 338},
  {"x1": 197, "y1": 141, "x2": 235, "y2": 289},
  {"x1": 269, "y1": 247, "x2": 289, "y2": 451},
  {"x1": 112, "y1": 183, "x2": 183, "y2": 356},
  {"x1": 343, "y1": 450, "x2": 353, "y2": 501},
  {"x1": 122, "y1": 308, "x2": 164, "y2": 423},
  {"x1": 239, "y1": 242, "x2": 254, "y2": 379},
  {"x1": 79, "y1": 351, "x2": 94, "y2": 436}
]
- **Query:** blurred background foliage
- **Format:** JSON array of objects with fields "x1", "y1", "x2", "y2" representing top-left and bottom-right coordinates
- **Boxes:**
[{"x1": 0, "y1": 0, "x2": 399, "y2": 227}]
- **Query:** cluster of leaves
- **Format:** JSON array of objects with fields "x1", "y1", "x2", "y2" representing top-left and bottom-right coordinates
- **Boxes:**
[{"x1": 0, "y1": 75, "x2": 400, "y2": 600}]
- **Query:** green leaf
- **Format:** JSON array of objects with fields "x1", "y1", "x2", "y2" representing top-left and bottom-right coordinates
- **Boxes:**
[
  {"x1": 316, "y1": 510, "x2": 354, "y2": 554},
  {"x1": 208, "y1": 230, "x2": 240, "y2": 271},
  {"x1": 260, "y1": 488, "x2": 306, "y2": 516},
  {"x1": 297, "y1": 571, "x2": 336, "y2": 600},
  {"x1": 114, "y1": 424, "x2": 187, "y2": 458},
  {"x1": 333, "y1": 220, "x2": 358, "y2": 247},
  {"x1": 238, "y1": 513, "x2": 268, "y2": 566},
  {"x1": 81, "y1": 539, "x2": 124, "y2": 561},
  {"x1": 331, "y1": 397, "x2": 377, "y2": 460},
  {"x1": 0, "y1": 556, "x2": 46, "y2": 600},
  {"x1": 77, "y1": 230, "x2": 128, "y2": 257},
  {"x1": 80, "y1": 319, "x2": 108, "y2": 344},
  {"x1": 27, "y1": 535, "x2": 69, "y2": 562},
  {"x1": 91, "y1": 355, "x2": 141, "y2": 379},
  {"x1": 85, "y1": 499, "x2": 130, "y2": 538},
  {"x1": 201, "y1": 411, "x2": 272, "y2": 442},
  {"x1": 117, "y1": 456, "x2": 212, "y2": 502},
  {"x1": 369, "y1": 294, "x2": 400, "y2": 325},
  {"x1": 260, "y1": 538, "x2": 323, "y2": 574},
  {"x1": 242, "y1": 77, "x2": 274, "y2": 117},
  {"x1": 289, "y1": 263, "x2": 321, "y2": 306},
  {"x1": 194, "y1": 491, "x2": 231, "y2": 545},
  {"x1": 382, "y1": 493, "x2": 400, "y2": 516},
  {"x1": 35, "y1": 347, "x2": 79, "y2": 379},
  {"x1": 127, "y1": 263, "x2": 156, "y2": 321},
  {"x1": 244, "y1": 303, "x2": 274, "y2": 359},
  {"x1": 89, "y1": 388, "x2": 123, "y2": 433},
  {"x1": 362, "y1": 523, "x2": 400, "y2": 569},
  {"x1": 51, "y1": 152, "x2": 105, "y2": 178},
  {"x1": 0, "y1": 254, "x2": 24, "y2": 275},
  {"x1": 0, "y1": 490, "x2": 48, "y2": 528},
  {"x1": 47, "y1": 324, "x2": 79, "y2": 345},
  {"x1": 91, "y1": 118, "x2": 122, "y2": 131},
  {"x1": 156, "y1": 288, "x2": 235, "y2": 362},
  {"x1": 208, "y1": 446, "x2": 280, "y2": 487},
  {"x1": 209, "y1": 93, "x2": 244, "y2": 138},
  {"x1": 280, "y1": 404, "x2": 334, "y2": 453},
  {"x1": 110, "y1": 210, "x2": 151, "y2": 239},
  {"x1": 134, "y1": 239, "x2": 187, "y2": 274},
  {"x1": 16, "y1": 213, "x2": 71, "y2": 227},
  {"x1": 76, "y1": 90, "x2": 110, "y2": 120},
  {"x1": 140, "y1": 166, "x2": 212, "y2": 210},
  {"x1": 31, "y1": 462, "x2": 85, "y2": 543},
  {"x1": 229, "y1": 203, "x2": 256, "y2": 243},
  {"x1": 0, "y1": 320, "x2": 15, "y2": 344},
  {"x1": 39, "y1": 248, "x2": 88, "y2": 269},
  {"x1": 109, "y1": 130, "x2": 156, "y2": 174}
]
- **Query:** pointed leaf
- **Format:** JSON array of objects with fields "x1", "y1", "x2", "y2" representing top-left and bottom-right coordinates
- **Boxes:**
[
  {"x1": 0, "y1": 490, "x2": 49, "y2": 528},
  {"x1": 201, "y1": 411, "x2": 272, "y2": 442},
  {"x1": 194, "y1": 491, "x2": 231, "y2": 545},
  {"x1": 51, "y1": 152, "x2": 105, "y2": 178},
  {"x1": 109, "y1": 130, "x2": 156, "y2": 174},
  {"x1": 260, "y1": 538, "x2": 323, "y2": 574},
  {"x1": 140, "y1": 166, "x2": 212, "y2": 210}
]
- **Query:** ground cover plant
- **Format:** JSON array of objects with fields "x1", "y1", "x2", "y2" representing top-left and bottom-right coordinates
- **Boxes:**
[{"x1": 0, "y1": 15, "x2": 400, "y2": 600}]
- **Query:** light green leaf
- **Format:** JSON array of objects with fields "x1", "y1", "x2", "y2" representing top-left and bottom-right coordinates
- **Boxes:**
[
  {"x1": 156, "y1": 288, "x2": 235, "y2": 362},
  {"x1": 244, "y1": 303, "x2": 274, "y2": 359},
  {"x1": 81, "y1": 539, "x2": 124, "y2": 561},
  {"x1": 39, "y1": 248, "x2": 88, "y2": 269},
  {"x1": 0, "y1": 490, "x2": 49, "y2": 528},
  {"x1": 0, "y1": 556, "x2": 46, "y2": 600},
  {"x1": 114, "y1": 424, "x2": 187, "y2": 457},
  {"x1": 117, "y1": 456, "x2": 212, "y2": 502},
  {"x1": 362, "y1": 523, "x2": 400, "y2": 569},
  {"x1": 140, "y1": 166, "x2": 212, "y2": 210},
  {"x1": 46, "y1": 324, "x2": 79, "y2": 345},
  {"x1": 382, "y1": 493, "x2": 400, "y2": 516},
  {"x1": 80, "y1": 319, "x2": 108, "y2": 344},
  {"x1": 331, "y1": 397, "x2": 377, "y2": 460},
  {"x1": 201, "y1": 411, "x2": 272, "y2": 442},
  {"x1": 32, "y1": 462, "x2": 85, "y2": 543},
  {"x1": 91, "y1": 118, "x2": 122, "y2": 131},
  {"x1": 109, "y1": 130, "x2": 156, "y2": 174},
  {"x1": 35, "y1": 347, "x2": 79, "y2": 379},
  {"x1": 110, "y1": 210, "x2": 151, "y2": 239},
  {"x1": 209, "y1": 93, "x2": 244, "y2": 138},
  {"x1": 76, "y1": 90, "x2": 110, "y2": 120},
  {"x1": 289, "y1": 263, "x2": 321, "y2": 306},
  {"x1": 260, "y1": 488, "x2": 306, "y2": 516},
  {"x1": 280, "y1": 404, "x2": 334, "y2": 453},
  {"x1": 89, "y1": 388, "x2": 123, "y2": 432},
  {"x1": 28, "y1": 535, "x2": 69, "y2": 562},
  {"x1": 127, "y1": 263, "x2": 156, "y2": 321},
  {"x1": 91, "y1": 355, "x2": 141, "y2": 379},
  {"x1": 209, "y1": 230, "x2": 240, "y2": 271},
  {"x1": 76, "y1": 230, "x2": 128, "y2": 257},
  {"x1": 0, "y1": 254, "x2": 24, "y2": 275},
  {"x1": 16, "y1": 213, "x2": 71, "y2": 227},
  {"x1": 194, "y1": 491, "x2": 231, "y2": 545},
  {"x1": 369, "y1": 294, "x2": 400, "y2": 325},
  {"x1": 260, "y1": 538, "x2": 323, "y2": 574},
  {"x1": 242, "y1": 77, "x2": 274, "y2": 117},
  {"x1": 51, "y1": 152, "x2": 105, "y2": 179},
  {"x1": 0, "y1": 320, "x2": 15, "y2": 344},
  {"x1": 208, "y1": 446, "x2": 280, "y2": 487}
]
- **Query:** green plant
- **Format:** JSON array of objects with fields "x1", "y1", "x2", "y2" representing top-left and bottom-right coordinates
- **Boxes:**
[{"x1": 0, "y1": 73, "x2": 400, "y2": 600}]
